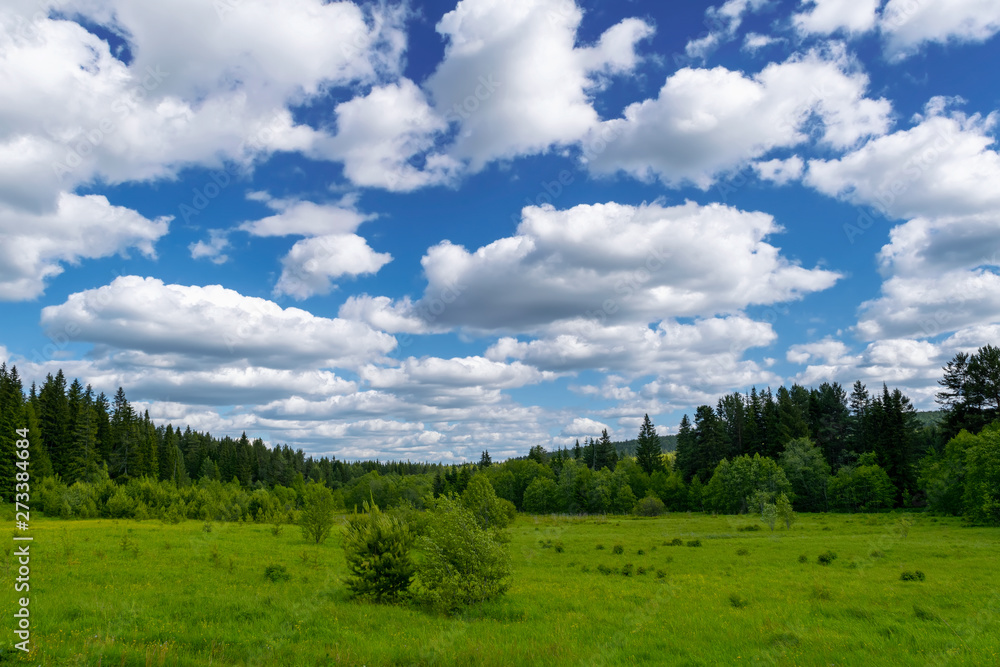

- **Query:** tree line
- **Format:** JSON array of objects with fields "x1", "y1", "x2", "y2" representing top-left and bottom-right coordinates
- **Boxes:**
[{"x1": 1, "y1": 345, "x2": 997, "y2": 525}]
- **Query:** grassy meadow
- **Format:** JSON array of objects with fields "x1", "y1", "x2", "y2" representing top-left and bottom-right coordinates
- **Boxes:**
[{"x1": 2, "y1": 511, "x2": 998, "y2": 666}]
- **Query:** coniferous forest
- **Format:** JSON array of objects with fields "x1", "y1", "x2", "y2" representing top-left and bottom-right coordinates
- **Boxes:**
[{"x1": 1, "y1": 344, "x2": 997, "y2": 526}]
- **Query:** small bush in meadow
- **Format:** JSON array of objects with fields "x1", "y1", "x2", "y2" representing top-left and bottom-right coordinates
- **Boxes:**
[
  {"x1": 817, "y1": 550, "x2": 838, "y2": 565},
  {"x1": 416, "y1": 497, "x2": 511, "y2": 612},
  {"x1": 344, "y1": 500, "x2": 415, "y2": 603},
  {"x1": 900, "y1": 570, "x2": 926, "y2": 582},
  {"x1": 621, "y1": 563, "x2": 633, "y2": 576},
  {"x1": 798, "y1": 554, "x2": 808, "y2": 563},
  {"x1": 686, "y1": 539, "x2": 702, "y2": 547},
  {"x1": 736, "y1": 547, "x2": 749, "y2": 556},
  {"x1": 637, "y1": 549, "x2": 645, "y2": 555},
  {"x1": 870, "y1": 550, "x2": 885, "y2": 559},
  {"x1": 656, "y1": 569, "x2": 667, "y2": 579},
  {"x1": 612, "y1": 544, "x2": 624, "y2": 555},
  {"x1": 553, "y1": 541, "x2": 564, "y2": 553},
  {"x1": 669, "y1": 538, "x2": 684, "y2": 546},
  {"x1": 729, "y1": 593, "x2": 749, "y2": 608},
  {"x1": 913, "y1": 605, "x2": 937, "y2": 620},
  {"x1": 597, "y1": 564, "x2": 612, "y2": 575},
  {"x1": 737, "y1": 525, "x2": 761, "y2": 532},
  {"x1": 595, "y1": 544, "x2": 605, "y2": 550},
  {"x1": 264, "y1": 564, "x2": 290, "y2": 582},
  {"x1": 636, "y1": 566, "x2": 647, "y2": 575},
  {"x1": 635, "y1": 494, "x2": 666, "y2": 517},
  {"x1": 202, "y1": 522, "x2": 212, "y2": 533}
]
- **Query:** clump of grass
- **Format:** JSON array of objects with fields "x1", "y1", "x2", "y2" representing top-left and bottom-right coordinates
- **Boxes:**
[
  {"x1": 812, "y1": 585, "x2": 831, "y2": 600},
  {"x1": 202, "y1": 522, "x2": 213, "y2": 533},
  {"x1": 264, "y1": 564, "x2": 290, "y2": 582},
  {"x1": 271, "y1": 523, "x2": 284, "y2": 537},
  {"x1": 553, "y1": 542, "x2": 564, "y2": 553},
  {"x1": 612, "y1": 544, "x2": 624, "y2": 555},
  {"x1": 655, "y1": 569, "x2": 667, "y2": 579},
  {"x1": 686, "y1": 539, "x2": 702, "y2": 547},
  {"x1": 736, "y1": 547, "x2": 749, "y2": 556},
  {"x1": 821, "y1": 526, "x2": 832, "y2": 531},
  {"x1": 597, "y1": 564, "x2": 612, "y2": 575},
  {"x1": 900, "y1": 570, "x2": 925, "y2": 582},
  {"x1": 913, "y1": 605, "x2": 937, "y2": 621},
  {"x1": 595, "y1": 544, "x2": 605, "y2": 550},
  {"x1": 210, "y1": 544, "x2": 220, "y2": 566},
  {"x1": 870, "y1": 550, "x2": 885, "y2": 559},
  {"x1": 637, "y1": 549, "x2": 645, "y2": 555},
  {"x1": 580, "y1": 565, "x2": 590, "y2": 573},
  {"x1": 636, "y1": 566, "x2": 646, "y2": 576},
  {"x1": 163, "y1": 542, "x2": 171, "y2": 551},
  {"x1": 621, "y1": 563, "x2": 633, "y2": 576},
  {"x1": 729, "y1": 593, "x2": 748, "y2": 609},
  {"x1": 817, "y1": 550, "x2": 838, "y2": 566},
  {"x1": 798, "y1": 554, "x2": 808, "y2": 563},
  {"x1": 665, "y1": 556, "x2": 674, "y2": 564},
  {"x1": 737, "y1": 525, "x2": 761, "y2": 532},
  {"x1": 668, "y1": 538, "x2": 683, "y2": 546}
]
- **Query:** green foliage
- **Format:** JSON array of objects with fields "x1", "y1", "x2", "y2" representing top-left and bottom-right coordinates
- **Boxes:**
[
  {"x1": 415, "y1": 496, "x2": 511, "y2": 612},
  {"x1": 962, "y1": 423, "x2": 1000, "y2": 525},
  {"x1": 523, "y1": 476, "x2": 561, "y2": 514},
  {"x1": 778, "y1": 438, "x2": 831, "y2": 512},
  {"x1": 263, "y1": 564, "x2": 290, "y2": 582},
  {"x1": 299, "y1": 483, "x2": 336, "y2": 544},
  {"x1": 635, "y1": 414, "x2": 664, "y2": 474},
  {"x1": 761, "y1": 503, "x2": 777, "y2": 531},
  {"x1": 686, "y1": 539, "x2": 702, "y2": 547},
  {"x1": 775, "y1": 493, "x2": 795, "y2": 529},
  {"x1": 612, "y1": 544, "x2": 624, "y2": 554},
  {"x1": 343, "y1": 500, "x2": 415, "y2": 602},
  {"x1": 635, "y1": 492, "x2": 665, "y2": 516},
  {"x1": 461, "y1": 475, "x2": 516, "y2": 530},
  {"x1": 705, "y1": 453, "x2": 793, "y2": 514},
  {"x1": 900, "y1": 570, "x2": 926, "y2": 582},
  {"x1": 828, "y1": 460, "x2": 896, "y2": 512},
  {"x1": 817, "y1": 550, "x2": 838, "y2": 566}
]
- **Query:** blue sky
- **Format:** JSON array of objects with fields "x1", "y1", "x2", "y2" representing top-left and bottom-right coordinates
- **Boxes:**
[{"x1": 2, "y1": 0, "x2": 1000, "y2": 462}]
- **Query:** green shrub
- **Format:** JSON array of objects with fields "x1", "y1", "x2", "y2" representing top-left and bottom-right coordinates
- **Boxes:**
[
  {"x1": 656, "y1": 569, "x2": 667, "y2": 578},
  {"x1": 621, "y1": 563, "x2": 634, "y2": 576},
  {"x1": 415, "y1": 497, "x2": 511, "y2": 612},
  {"x1": 729, "y1": 593, "x2": 748, "y2": 608},
  {"x1": 595, "y1": 544, "x2": 605, "y2": 550},
  {"x1": 264, "y1": 564, "x2": 290, "y2": 582},
  {"x1": 597, "y1": 564, "x2": 612, "y2": 575},
  {"x1": 343, "y1": 500, "x2": 415, "y2": 603},
  {"x1": 636, "y1": 566, "x2": 647, "y2": 575},
  {"x1": 817, "y1": 550, "x2": 838, "y2": 566},
  {"x1": 612, "y1": 544, "x2": 624, "y2": 555},
  {"x1": 669, "y1": 538, "x2": 683, "y2": 546},
  {"x1": 635, "y1": 493, "x2": 666, "y2": 517},
  {"x1": 299, "y1": 484, "x2": 336, "y2": 545},
  {"x1": 798, "y1": 554, "x2": 808, "y2": 563},
  {"x1": 900, "y1": 570, "x2": 926, "y2": 581},
  {"x1": 736, "y1": 547, "x2": 749, "y2": 556},
  {"x1": 737, "y1": 524, "x2": 761, "y2": 532},
  {"x1": 461, "y1": 475, "x2": 516, "y2": 530},
  {"x1": 686, "y1": 539, "x2": 702, "y2": 547}
]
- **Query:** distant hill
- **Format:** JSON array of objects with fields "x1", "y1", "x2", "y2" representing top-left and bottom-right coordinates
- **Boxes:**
[
  {"x1": 613, "y1": 434, "x2": 677, "y2": 456},
  {"x1": 915, "y1": 410, "x2": 945, "y2": 428}
]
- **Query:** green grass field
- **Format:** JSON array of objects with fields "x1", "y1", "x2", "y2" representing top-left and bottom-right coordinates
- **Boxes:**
[{"x1": 2, "y1": 512, "x2": 998, "y2": 666}]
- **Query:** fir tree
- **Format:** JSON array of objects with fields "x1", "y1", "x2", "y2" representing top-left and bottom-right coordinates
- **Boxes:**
[{"x1": 634, "y1": 414, "x2": 663, "y2": 475}]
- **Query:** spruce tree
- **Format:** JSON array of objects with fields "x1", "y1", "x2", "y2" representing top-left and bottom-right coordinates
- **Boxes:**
[{"x1": 635, "y1": 414, "x2": 663, "y2": 474}]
